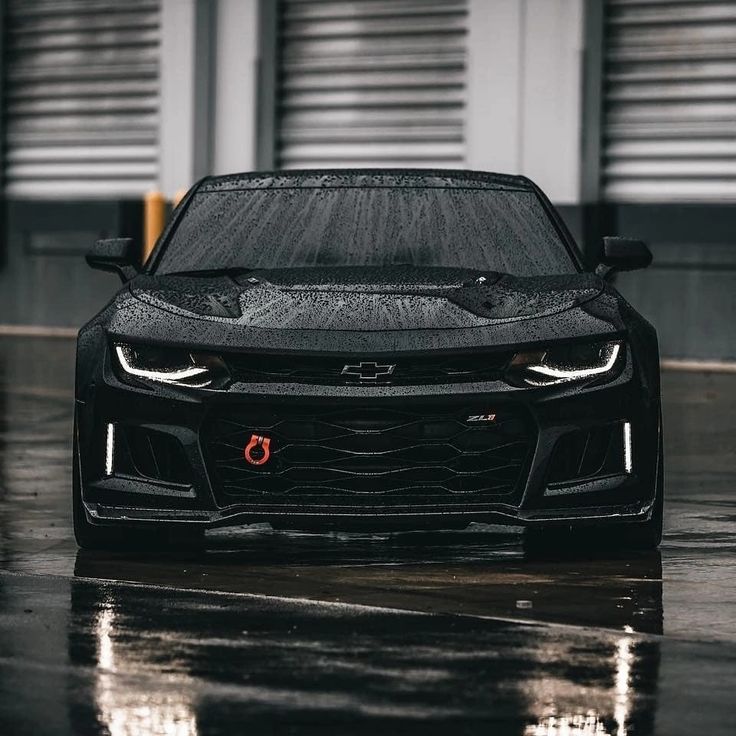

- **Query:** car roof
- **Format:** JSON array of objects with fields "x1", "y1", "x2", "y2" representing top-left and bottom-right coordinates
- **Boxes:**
[{"x1": 197, "y1": 169, "x2": 534, "y2": 193}]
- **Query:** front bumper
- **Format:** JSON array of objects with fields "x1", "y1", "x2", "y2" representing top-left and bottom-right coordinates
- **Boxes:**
[{"x1": 75, "y1": 348, "x2": 661, "y2": 532}]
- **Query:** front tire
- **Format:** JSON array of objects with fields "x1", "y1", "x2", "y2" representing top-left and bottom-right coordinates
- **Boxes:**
[
  {"x1": 524, "y1": 428, "x2": 664, "y2": 556},
  {"x1": 72, "y1": 425, "x2": 205, "y2": 554},
  {"x1": 72, "y1": 429, "x2": 118, "y2": 549}
]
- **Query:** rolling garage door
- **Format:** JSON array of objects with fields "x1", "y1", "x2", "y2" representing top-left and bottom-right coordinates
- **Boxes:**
[
  {"x1": 2, "y1": 0, "x2": 160, "y2": 198},
  {"x1": 603, "y1": 0, "x2": 736, "y2": 201},
  {"x1": 276, "y1": 0, "x2": 468, "y2": 169}
]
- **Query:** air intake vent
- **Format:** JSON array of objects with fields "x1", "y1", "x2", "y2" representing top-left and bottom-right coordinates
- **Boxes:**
[
  {"x1": 116, "y1": 425, "x2": 190, "y2": 485},
  {"x1": 547, "y1": 423, "x2": 626, "y2": 485}
]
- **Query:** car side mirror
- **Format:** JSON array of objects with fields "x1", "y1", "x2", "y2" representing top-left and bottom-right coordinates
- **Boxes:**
[
  {"x1": 596, "y1": 236, "x2": 652, "y2": 278},
  {"x1": 86, "y1": 238, "x2": 140, "y2": 282}
]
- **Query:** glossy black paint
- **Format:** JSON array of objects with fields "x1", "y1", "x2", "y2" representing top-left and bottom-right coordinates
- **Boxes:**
[
  {"x1": 601, "y1": 236, "x2": 653, "y2": 274},
  {"x1": 86, "y1": 237, "x2": 139, "y2": 282},
  {"x1": 74, "y1": 170, "x2": 661, "y2": 541},
  {"x1": 4, "y1": 335, "x2": 736, "y2": 736}
]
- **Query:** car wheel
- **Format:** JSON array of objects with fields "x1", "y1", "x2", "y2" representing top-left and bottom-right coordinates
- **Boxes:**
[
  {"x1": 72, "y1": 429, "x2": 121, "y2": 550},
  {"x1": 524, "y1": 433, "x2": 664, "y2": 556},
  {"x1": 603, "y1": 417, "x2": 665, "y2": 551},
  {"x1": 615, "y1": 439, "x2": 664, "y2": 550},
  {"x1": 72, "y1": 424, "x2": 205, "y2": 554}
]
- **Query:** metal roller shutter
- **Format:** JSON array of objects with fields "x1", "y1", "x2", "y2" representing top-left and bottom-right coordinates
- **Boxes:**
[
  {"x1": 603, "y1": 0, "x2": 736, "y2": 202},
  {"x1": 2, "y1": 0, "x2": 160, "y2": 199},
  {"x1": 276, "y1": 0, "x2": 468, "y2": 169}
]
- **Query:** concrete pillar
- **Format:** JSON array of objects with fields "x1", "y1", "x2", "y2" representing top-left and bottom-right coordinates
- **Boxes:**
[
  {"x1": 212, "y1": 0, "x2": 260, "y2": 175},
  {"x1": 159, "y1": 0, "x2": 215, "y2": 198},
  {"x1": 465, "y1": 0, "x2": 524, "y2": 175}
]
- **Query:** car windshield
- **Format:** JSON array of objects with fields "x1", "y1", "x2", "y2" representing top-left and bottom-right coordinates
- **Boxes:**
[{"x1": 155, "y1": 185, "x2": 578, "y2": 276}]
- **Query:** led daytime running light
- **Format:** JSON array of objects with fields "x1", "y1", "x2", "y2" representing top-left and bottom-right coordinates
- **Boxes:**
[
  {"x1": 527, "y1": 343, "x2": 621, "y2": 381},
  {"x1": 105, "y1": 422, "x2": 115, "y2": 476},
  {"x1": 115, "y1": 345, "x2": 210, "y2": 386},
  {"x1": 623, "y1": 421, "x2": 633, "y2": 473}
]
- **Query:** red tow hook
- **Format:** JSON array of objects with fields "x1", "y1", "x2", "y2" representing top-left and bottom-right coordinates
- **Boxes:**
[{"x1": 244, "y1": 434, "x2": 271, "y2": 466}]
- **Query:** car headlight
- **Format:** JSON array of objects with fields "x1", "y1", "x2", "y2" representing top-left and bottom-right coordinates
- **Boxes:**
[
  {"x1": 507, "y1": 340, "x2": 624, "y2": 387},
  {"x1": 113, "y1": 343, "x2": 230, "y2": 388}
]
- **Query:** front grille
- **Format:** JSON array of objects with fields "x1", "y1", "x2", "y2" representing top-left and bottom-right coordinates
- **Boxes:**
[
  {"x1": 202, "y1": 402, "x2": 534, "y2": 513},
  {"x1": 225, "y1": 351, "x2": 513, "y2": 386}
]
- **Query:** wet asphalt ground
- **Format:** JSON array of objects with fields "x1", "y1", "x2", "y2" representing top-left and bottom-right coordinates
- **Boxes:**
[{"x1": 0, "y1": 336, "x2": 735, "y2": 735}]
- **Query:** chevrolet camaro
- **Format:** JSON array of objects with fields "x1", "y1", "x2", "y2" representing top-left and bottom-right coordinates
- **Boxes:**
[{"x1": 74, "y1": 170, "x2": 663, "y2": 551}]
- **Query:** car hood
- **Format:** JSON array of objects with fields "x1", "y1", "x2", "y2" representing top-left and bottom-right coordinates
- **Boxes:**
[
  {"x1": 128, "y1": 266, "x2": 605, "y2": 331},
  {"x1": 104, "y1": 265, "x2": 625, "y2": 354}
]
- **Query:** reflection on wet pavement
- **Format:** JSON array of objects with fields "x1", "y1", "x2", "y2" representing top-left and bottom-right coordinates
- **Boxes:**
[{"x1": 1, "y1": 336, "x2": 735, "y2": 734}]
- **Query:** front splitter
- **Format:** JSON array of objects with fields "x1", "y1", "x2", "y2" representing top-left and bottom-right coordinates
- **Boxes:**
[{"x1": 85, "y1": 499, "x2": 654, "y2": 532}]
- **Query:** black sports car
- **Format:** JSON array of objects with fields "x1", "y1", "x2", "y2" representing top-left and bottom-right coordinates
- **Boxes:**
[{"x1": 74, "y1": 169, "x2": 663, "y2": 551}]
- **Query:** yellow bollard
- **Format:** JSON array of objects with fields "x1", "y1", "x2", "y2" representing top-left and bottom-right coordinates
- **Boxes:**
[
  {"x1": 173, "y1": 188, "x2": 188, "y2": 208},
  {"x1": 143, "y1": 190, "x2": 166, "y2": 264}
]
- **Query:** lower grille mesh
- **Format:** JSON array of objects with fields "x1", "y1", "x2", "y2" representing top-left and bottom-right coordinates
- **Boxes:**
[{"x1": 203, "y1": 403, "x2": 533, "y2": 513}]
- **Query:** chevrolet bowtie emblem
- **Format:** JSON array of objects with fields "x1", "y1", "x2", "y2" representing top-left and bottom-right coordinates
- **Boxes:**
[{"x1": 341, "y1": 361, "x2": 396, "y2": 381}]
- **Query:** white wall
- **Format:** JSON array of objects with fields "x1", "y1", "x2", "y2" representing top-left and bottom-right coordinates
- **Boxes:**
[{"x1": 466, "y1": 0, "x2": 585, "y2": 204}]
